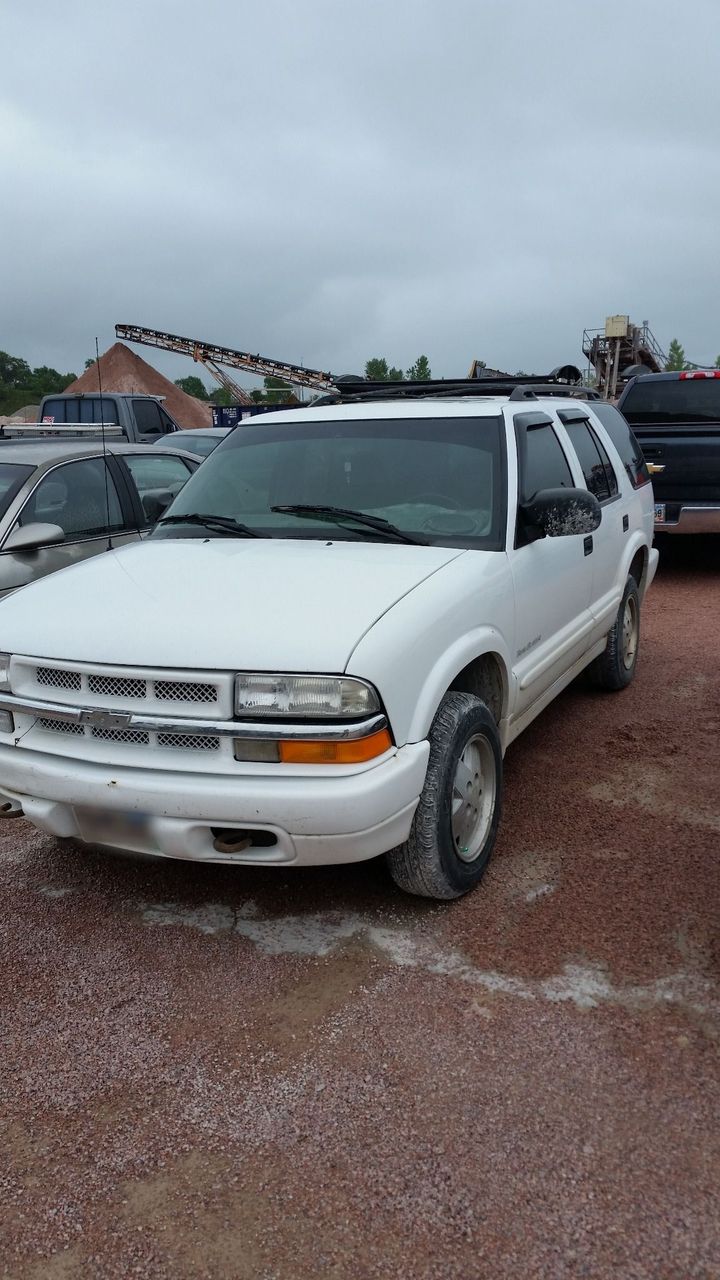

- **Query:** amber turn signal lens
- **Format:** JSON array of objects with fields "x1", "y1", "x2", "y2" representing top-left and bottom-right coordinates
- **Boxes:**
[{"x1": 279, "y1": 728, "x2": 392, "y2": 765}]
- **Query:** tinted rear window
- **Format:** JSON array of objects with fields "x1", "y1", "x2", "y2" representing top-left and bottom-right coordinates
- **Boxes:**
[
  {"x1": 590, "y1": 402, "x2": 650, "y2": 489},
  {"x1": 41, "y1": 397, "x2": 119, "y2": 425},
  {"x1": 621, "y1": 378, "x2": 720, "y2": 424}
]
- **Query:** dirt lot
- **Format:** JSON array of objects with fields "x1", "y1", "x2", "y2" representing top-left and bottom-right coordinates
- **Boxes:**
[{"x1": 1, "y1": 539, "x2": 718, "y2": 1280}]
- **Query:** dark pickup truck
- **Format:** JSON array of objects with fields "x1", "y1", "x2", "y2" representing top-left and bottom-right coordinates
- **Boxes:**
[{"x1": 617, "y1": 371, "x2": 720, "y2": 534}]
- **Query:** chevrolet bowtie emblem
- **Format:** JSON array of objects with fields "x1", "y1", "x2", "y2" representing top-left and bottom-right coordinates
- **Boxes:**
[
  {"x1": 78, "y1": 709, "x2": 133, "y2": 729},
  {"x1": 647, "y1": 463, "x2": 665, "y2": 474}
]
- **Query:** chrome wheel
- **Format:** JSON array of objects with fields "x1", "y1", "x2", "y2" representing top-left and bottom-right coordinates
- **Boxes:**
[
  {"x1": 621, "y1": 593, "x2": 639, "y2": 669},
  {"x1": 451, "y1": 733, "x2": 497, "y2": 863}
]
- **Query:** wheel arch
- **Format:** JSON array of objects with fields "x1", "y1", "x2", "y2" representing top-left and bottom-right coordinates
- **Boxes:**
[
  {"x1": 405, "y1": 633, "x2": 512, "y2": 743},
  {"x1": 628, "y1": 543, "x2": 649, "y2": 595}
]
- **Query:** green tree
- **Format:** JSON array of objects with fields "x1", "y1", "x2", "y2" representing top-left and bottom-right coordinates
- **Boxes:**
[
  {"x1": 174, "y1": 375, "x2": 211, "y2": 400},
  {"x1": 0, "y1": 352, "x2": 32, "y2": 387},
  {"x1": 665, "y1": 339, "x2": 686, "y2": 371},
  {"x1": 365, "y1": 357, "x2": 389, "y2": 381},
  {"x1": 364, "y1": 358, "x2": 404, "y2": 382},
  {"x1": 714, "y1": 355, "x2": 720, "y2": 369},
  {"x1": 84, "y1": 358, "x2": 96, "y2": 369},
  {"x1": 27, "y1": 366, "x2": 77, "y2": 396},
  {"x1": 406, "y1": 355, "x2": 432, "y2": 380},
  {"x1": 249, "y1": 376, "x2": 296, "y2": 406},
  {"x1": 262, "y1": 375, "x2": 295, "y2": 404},
  {"x1": 210, "y1": 386, "x2": 235, "y2": 406}
]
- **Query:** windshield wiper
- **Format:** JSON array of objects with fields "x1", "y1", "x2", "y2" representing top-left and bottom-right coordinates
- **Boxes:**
[
  {"x1": 271, "y1": 504, "x2": 427, "y2": 545},
  {"x1": 157, "y1": 513, "x2": 259, "y2": 538}
]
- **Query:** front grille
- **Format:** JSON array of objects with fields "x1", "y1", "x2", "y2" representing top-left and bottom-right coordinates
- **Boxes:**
[
  {"x1": 88, "y1": 675, "x2": 147, "y2": 699},
  {"x1": 91, "y1": 727, "x2": 150, "y2": 746},
  {"x1": 155, "y1": 680, "x2": 216, "y2": 704},
  {"x1": 38, "y1": 717, "x2": 84, "y2": 736},
  {"x1": 157, "y1": 733, "x2": 220, "y2": 751},
  {"x1": 28, "y1": 663, "x2": 222, "y2": 712},
  {"x1": 35, "y1": 717, "x2": 221, "y2": 754},
  {"x1": 37, "y1": 668, "x2": 81, "y2": 692}
]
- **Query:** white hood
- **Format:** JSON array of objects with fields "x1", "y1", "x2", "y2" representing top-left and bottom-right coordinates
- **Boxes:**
[{"x1": 0, "y1": 538, "x2": 463, "y2": 671}]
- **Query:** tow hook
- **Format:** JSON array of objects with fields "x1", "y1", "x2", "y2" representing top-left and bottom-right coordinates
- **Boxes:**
[{"x1": 0, "y1": 798, "x2": 24, "y2": 819}]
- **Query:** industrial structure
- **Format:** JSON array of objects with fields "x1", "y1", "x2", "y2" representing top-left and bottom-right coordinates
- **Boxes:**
[
  {"x1": 115, "y1": 325, "x2": 337, "y2": 403},
  {"x1": 582, "y1": 317, "x2": 666, "y2": 399}
]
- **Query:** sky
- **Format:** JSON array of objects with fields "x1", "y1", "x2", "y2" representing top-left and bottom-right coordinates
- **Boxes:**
[{"x1": 2, "y1": 0, "x2": 720, "y2": 393}]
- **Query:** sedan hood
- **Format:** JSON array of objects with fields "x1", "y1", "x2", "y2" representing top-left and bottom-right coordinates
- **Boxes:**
[{"x1": 0, "y1": 538, "x2": 463, "y2": 670}]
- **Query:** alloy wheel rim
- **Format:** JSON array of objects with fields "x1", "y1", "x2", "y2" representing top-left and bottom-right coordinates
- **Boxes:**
[{"x1": 451, "y1": 734, "x2": 497, "y2": 863}]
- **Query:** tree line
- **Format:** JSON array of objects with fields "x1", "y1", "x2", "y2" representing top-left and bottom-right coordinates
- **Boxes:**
[
  {"x1": 174, "y1": 356, "x2": 434, "y2": 406},
  {"x1": 0, "y1": 352, "x2": 77, "y2": 416}
]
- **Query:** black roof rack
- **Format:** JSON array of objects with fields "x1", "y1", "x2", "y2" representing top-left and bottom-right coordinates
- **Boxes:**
[{"x1": 314, "y1": 366, "x2": 596, "y2": 406}]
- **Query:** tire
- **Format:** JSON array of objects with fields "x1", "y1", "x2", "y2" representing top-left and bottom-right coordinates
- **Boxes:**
[
  {"x1": 589, "y1": 575, "x2": 640, "y2": 691},
  {"x1": 386, "y1": 691, "x2": 502, "y2": 900}
]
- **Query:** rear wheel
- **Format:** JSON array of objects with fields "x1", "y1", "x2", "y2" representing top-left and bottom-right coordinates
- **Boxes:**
[
  {"x1": 589, "y1": 575, "x2": 640, "y2": 691},
  {"x1": 386, "y1": 691, "x2": 502, "y2": 900}
]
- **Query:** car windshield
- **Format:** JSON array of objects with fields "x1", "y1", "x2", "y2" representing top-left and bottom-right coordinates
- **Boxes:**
[
  {"x1": 0, "y1": 463, "x2": 34, "y2": 519},
  {"x1": 151, "y1": 415, "x2": 506, "y2": 549},
  {"x1": 177, "y1": 433, "x2": 224, "y2": 456},
  {"x1": 621, "y1": 378, "x2": 720, "y2": 425}
]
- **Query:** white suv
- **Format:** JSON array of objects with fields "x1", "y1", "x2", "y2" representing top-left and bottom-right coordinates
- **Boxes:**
[{"x1": 0, "y1": 383, "x2": 658, "y2": 900}]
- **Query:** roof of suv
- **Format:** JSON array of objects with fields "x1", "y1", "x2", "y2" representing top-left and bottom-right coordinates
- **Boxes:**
[{"x1": 254, "y1": 394, "x2": 599, "y2": 424}]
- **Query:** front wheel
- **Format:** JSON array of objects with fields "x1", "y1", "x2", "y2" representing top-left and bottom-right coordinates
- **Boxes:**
[
  {"x1": 589, "y1": 575, "x2": 641, "y2": 691},
  {"x1": 386, "y1": 691, "x2": 502, "y2": 900}
]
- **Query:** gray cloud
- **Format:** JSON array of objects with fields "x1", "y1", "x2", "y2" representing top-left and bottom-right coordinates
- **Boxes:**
[{"x1": 3, "y1": 0, "x2": 720, "y2": 389}]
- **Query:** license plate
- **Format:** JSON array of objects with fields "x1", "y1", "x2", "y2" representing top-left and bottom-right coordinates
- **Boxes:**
[
  {"x1": 654, "y1": 503, "x2": 666, "y2": 524},
  {"x1": 77, "y1": 807, "x2": 151, "y2": 850}
]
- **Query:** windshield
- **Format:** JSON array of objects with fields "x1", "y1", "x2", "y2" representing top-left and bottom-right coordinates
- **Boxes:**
[
  {"x1": 178, "y1": 433, "x2": 223, "y2": 456},
  {"x1": 151, "y1": 415, "x2": 506, "y2": 549},
  {"x1": 621, "y1": 378, "x2": 720, "y2": 425},
  {"x1": 0, "y1": 463, "x2": 33, "y2": 520}
]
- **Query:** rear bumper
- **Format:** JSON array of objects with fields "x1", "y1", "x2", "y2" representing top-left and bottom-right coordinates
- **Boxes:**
[
  {"x1": 655, "y1": 504, "x2": 720, "y2": 534},
  {"x1": 0, "y1": 741, "x2": 429, "y2": 866}
]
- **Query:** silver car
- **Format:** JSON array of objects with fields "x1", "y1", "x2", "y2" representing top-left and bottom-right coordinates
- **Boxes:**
[
  {"x1": 0, "y1": 441, "x2": 198, "y2": 598},
  {"x1": 152, "y1": 427, "x2": 232, "y2": 459}
]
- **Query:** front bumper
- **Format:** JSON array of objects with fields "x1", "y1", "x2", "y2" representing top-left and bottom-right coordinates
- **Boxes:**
[
  {"x1": 654, "y1": 504, "x2": 720, "y2": 534},
  {"x1": 0, "y1": 740, "x2": 430, "y2": 866}
]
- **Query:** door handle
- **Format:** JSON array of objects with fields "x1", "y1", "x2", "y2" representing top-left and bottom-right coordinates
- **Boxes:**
[{"x1": 584, "y1": 535, "x2": 593, "y2": 556}]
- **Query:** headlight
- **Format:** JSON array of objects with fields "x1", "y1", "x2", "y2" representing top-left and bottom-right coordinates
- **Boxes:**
[
  {"x1": 0, "y1": 653, "x2": 11, "y2": 692},
  {"x1": 234, "y1": 673, "x2": 380, "y2": 719}
]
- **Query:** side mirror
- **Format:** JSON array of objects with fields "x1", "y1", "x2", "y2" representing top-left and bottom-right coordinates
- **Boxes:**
[
  {"x1": 142, "y1": 490, "x2": 173, "y2": 523},
  {"x1": 3, "y1": 522, "x2": 66, "y2": 553},
  {"x1": 519, "y1": 487, "x2": 601, "y2": 540}
]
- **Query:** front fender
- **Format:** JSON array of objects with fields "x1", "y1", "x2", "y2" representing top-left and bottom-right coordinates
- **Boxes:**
[{"x1": 346, "y1": 552, "x2": 515, "y2": 747}]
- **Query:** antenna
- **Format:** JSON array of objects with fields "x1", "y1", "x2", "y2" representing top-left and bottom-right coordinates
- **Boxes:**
[{"x1": 95, "y1": 337, "x2": 112, "y2": 551}]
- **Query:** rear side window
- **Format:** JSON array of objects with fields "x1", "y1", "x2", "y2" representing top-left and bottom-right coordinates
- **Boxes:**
[
  {"x1": 518, "y1": 419, "x2": 574, "y2": 501},
  {"x1": 564, "y1": 419, "x2": 619, "y2": 502},
  {"x1": 133, "y1": 400, "x2": 163, "y2": 434},
  {"x1": 591, "y1": 402, "x2": 650, "y2": 489},
  {"x1": 123, "y1": 453, "x2": 194, "y2": 525}
]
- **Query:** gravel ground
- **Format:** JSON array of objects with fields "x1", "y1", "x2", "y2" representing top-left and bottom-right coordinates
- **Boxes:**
[{"x1": 1, "y1": 538, "x2": 718, "y2": 1279}]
